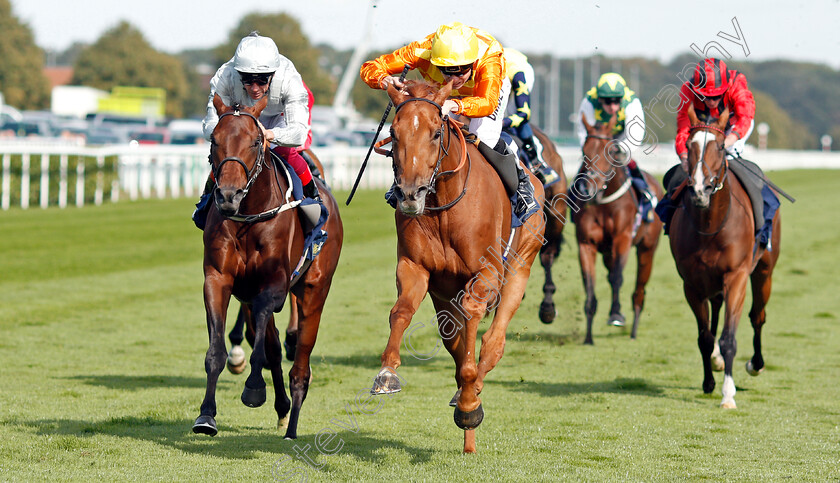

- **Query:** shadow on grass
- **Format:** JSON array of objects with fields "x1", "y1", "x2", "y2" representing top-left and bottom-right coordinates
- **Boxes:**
[
  {"x1": 492, "y1": 377, "x2": 666, "y2": 398},
  {"x1": 19, "y1": 416, "x2": 434, "y2": 465},
  {"x1": 65, "y1": 374, "x2": 221, "y2": 391}
]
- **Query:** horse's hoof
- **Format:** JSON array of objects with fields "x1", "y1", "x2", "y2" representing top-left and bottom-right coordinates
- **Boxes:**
[
  {"x1": 448, "y1": 388, "x2": 462, "y2": 407},
  {"x1": 192, "y1": 415, "x2": 218, "y2": 436},
  {"x1": 284, "y1": 331, "x2": 297, "y2": 361},
  {"x1": 371, "y1": 368, "x2": 401, "y2": 395},
  {"x1": 241, "y1": 385, "x2": 266, "y2": 407},
  {"x1": 746, "y1": 360, "x2": 764, "y2": 376},
  {"x1": 607, "y1": 313, "x2": 626, "y2": 327},
  {"x1": 454, "y1": 403, "x2": 484, "y2": 430},
  {"x1": 720, "y1": 400, "x2": 737, "y2": 409},
  {"x1": 226, "y1": 346, "x2": 247, "y2": 374},
  {"x1": 538, "y1": 302, "x2": 556, "y2": 324},
  {"x1": 711, "y1": 354, "x2": 725, "y2": 372}
]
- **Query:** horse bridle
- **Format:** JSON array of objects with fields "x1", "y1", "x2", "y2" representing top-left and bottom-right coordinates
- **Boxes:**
[
  {"x1": 687, "y1": 124, "x2": 728, "y2": 194},
  {"x1": 209, "y1": 107, "x2": 266, "y2": 197},
  {"x1": 581, "y1": 133, "x2": 629, "y2": 203},
  {"x1": 386, "y1": 97, "x2": 471, "y2": 211}
]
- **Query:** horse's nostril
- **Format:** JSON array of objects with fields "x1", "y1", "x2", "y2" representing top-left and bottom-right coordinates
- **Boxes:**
[{"x1": 393, "y1": 186, "x2": 406, "y2": 201}]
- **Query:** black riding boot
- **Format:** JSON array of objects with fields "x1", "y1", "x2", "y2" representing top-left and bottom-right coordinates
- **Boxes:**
[
  {"x1": 191, "y1": 173, "x2": 215, "y2": 230},
  {"x1": 522, "y1": 137, "x2": 560, "y2": 187},
  {"x1": 303, "y1": 179, "x2": 321, "y2": 203},
  {"x1": 628, "y1": 163, "x2": 655, "y2": 222}
]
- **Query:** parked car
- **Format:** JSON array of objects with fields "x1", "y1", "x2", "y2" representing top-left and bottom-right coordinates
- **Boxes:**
[
  {"x1": 167, "y1": 119, "x2": 206, "y2": 145},
  {"x1": 130, "y1": 127, "x2": 171, "y2": 145}
]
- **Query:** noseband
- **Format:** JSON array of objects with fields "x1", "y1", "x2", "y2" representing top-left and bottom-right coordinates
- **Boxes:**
[
  {"x1": 210, "y1": 107, "x2": 266, "y2": 197},
  {"x1": 377, "y1": 97, "x2": 470, "y2": 211},
  {"x1": 687, "y1": 124, "x2": 728, "y2": 194},
  {"x1": 580, "y1": 133, "x2": 630, "y2": 204}
]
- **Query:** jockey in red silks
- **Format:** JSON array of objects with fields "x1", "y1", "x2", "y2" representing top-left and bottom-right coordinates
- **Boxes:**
[
  {"x1": 675, "y1": 57, "x2": 756, "y2": 165},
  {"x1": 193, "y1": 32, "x2": 319, "y2": 229}
]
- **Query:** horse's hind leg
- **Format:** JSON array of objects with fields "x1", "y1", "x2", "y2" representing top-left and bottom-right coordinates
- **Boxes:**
[
  {"x1": 285, "y1": 295, "x2": 299, "y2": 361},
  {"x1": 630, "y1": 238, "x2": 657, "y2": 339},
  {"x1": 226, "y1": 305, "x2": 248, "y2": 374},
  {"x1": 538, "y1": 236, "x2": 561, "y2": 324},
  {"x1": 264, "y1": 315, "x2": 291, "y2": 432},
  {"x1": 746, "y1": 261, "x2": 775, "y2": 376}
]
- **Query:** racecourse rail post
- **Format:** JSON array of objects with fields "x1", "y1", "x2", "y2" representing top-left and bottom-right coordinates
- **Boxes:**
[{"x1": 345, "y1": 65, "x2": 410, "y2": 205}]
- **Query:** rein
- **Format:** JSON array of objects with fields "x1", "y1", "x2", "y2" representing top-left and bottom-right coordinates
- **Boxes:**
[
  {"x1": 374, "y1": 97, "x2": 471, "y2": 212},
  {"x1": 681, "y1": 124, "x2": 732, "y2": 236},
  {"x1": 582, "y1": 133, "x2": 631, "y2": 205}
]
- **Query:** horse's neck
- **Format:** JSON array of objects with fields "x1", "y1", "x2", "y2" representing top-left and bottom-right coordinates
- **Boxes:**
[{"x1": 241, "y1": 154, "x2": 284, "y2": 212}]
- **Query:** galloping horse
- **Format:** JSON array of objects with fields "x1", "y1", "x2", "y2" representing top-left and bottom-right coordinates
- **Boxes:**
[
  {"x1": 669, "y1": 105, "x2": 780, "y2": 408},
  {"x1": 371, "y1": 80, "x2": 545, "y2": 453},
  {"x1": 526, "y1": 127, "x2": 570, "y2": 324},
  {"x1": 225, "y1": 149, "x2": 329, "y2": 372},
  {"x1": 193, "y1": 94, "x2": 343, "y2": 439},
  {"x1": 573, "y1": 114, "x2": 663, "y2": 344}
]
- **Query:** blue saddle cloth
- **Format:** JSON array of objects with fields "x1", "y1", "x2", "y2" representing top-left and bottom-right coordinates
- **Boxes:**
[{"x1": 284, "y1": 160, "x2": 329, "y2": 263}]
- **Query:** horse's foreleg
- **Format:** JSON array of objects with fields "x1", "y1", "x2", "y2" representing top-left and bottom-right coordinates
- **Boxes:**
[
  {"x1": 684, "y1": 284, "x2": 714, "y2": 394},
  {"x1": 193, "y1": 276, "x2": 233, "y2": 436},
  {"x1": 605, "y1": 236, "x2": 631, "y2": 328},
  {"x1": 709, "y1": 294, "x2": 725, "y2": 372},
  {"x1": 373, "y1": 259, "x2": 429, "y2": 395},
  {"x1": 243, "y1": 288, "x2": 287, "y2": 408},
  {"x1": 284, "y1": 298, "x2": 323, "y2": 440},
  {"x1": 263, "y1": 313, "x2": 291, "y2": 434},
  {"x1": 431, "y1": 295, "x2": 466, "y2": 405},
  {"x1": 578, "y1": 243, "x2": 599, "y2": 344},
  {"x1": 453, "y1": 287, "x2": 487, "y2": 431},
  {"x1": 719, "y1": 270, "x2": 750, "y2": 408}
]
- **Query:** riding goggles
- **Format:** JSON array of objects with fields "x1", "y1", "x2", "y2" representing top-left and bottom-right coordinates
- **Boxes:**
[
  {"x1": 600, "y1": 97, "x2": 622, "y2": 105},
  {"x1": 438, "y1": 64, "x2": 472, "y2": 77},
  {"x1": 239, "y1": 73, "x2": 273, "y2": 86}
]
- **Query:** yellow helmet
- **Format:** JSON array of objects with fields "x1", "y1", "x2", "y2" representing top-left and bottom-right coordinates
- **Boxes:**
[{"x1": 430, "y1": 22, "x2": 479, "y2": 67}]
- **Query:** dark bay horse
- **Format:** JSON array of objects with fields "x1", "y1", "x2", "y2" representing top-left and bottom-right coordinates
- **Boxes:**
[
  {"x1": 669, "y1": 105, "x2": 781, "y2": 408},
  {"x1": 371, "y1": 80, "x2": 545, "y2": 453},
  {"x1": 193, "y1": 94, "x2": 343, "y2": 438},
  {"x1": 225, "y1": 149, "x2": 329, "y2": 373},
  {"x1": 572, "y1": 115, "x2": 663, "y2": 344},
  {"x1": 517, "y1": 126, "x2": 570, "y2": 325}
]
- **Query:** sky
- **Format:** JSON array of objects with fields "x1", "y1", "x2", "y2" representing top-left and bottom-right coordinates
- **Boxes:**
[{"x1": 12, "y1": 0, "x2": 840, "y2": 69}]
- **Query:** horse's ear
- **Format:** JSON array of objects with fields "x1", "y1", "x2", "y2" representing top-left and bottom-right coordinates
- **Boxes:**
[
  {"x1": 433, "y1": 78, "x2": 455, "y2": 105},
  {"x1": 580, "y1": 112, "x2": 593, "y2": 133},
  {"x1": 687, "y1": 102, "x2": 700, "y2": 126},
  {"x1": 251, "y1": 95, "x2": 269, "y2": 117},
  {"x1": 386, "y1": 82, "x2": 407, "y2": 107},
  {"x1": 213, "y1": 94, "x2": 229, "y2": 115},
  {"x1": 716, "y1": 108, "x2": 730, "y2": 131}
]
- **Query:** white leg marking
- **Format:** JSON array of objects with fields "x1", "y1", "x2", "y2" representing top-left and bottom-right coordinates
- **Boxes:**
[{"x1": 720, "y1": 374, "x2": 737, "y2": 408}]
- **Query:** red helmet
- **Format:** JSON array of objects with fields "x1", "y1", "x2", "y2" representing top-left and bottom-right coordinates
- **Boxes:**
[{"x1": 691, "y1": 58, "x2": 731, "y2": 97}]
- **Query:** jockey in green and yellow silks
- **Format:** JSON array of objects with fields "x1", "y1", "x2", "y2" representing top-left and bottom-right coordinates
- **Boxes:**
[{"x1": 575, "y1": 72, "x2": 656, "y2": 221}]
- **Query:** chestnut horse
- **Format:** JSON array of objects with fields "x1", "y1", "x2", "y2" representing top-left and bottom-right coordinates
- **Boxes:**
[
  {"x1": 192, "y1": 95, "x2": 343, "y2": 438},
  {"x1": 572, "y1": 115, "x2": 664, "y2": 344},
  {"x1": 371, "y1": 80, "x2": 545, "y2": 453},
  {"x1": 526, "y1": 127, "x2": 570, "y2": 324},
  {"x1": 669, "y1": 106, "x2": 781, "y2": 408}
]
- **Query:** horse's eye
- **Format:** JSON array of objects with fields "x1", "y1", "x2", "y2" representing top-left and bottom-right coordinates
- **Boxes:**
[
  {"x1": 253, "y1": 138, "x2": 261, "y2": 148},
  {"x1": 433, "y1": 128, "x2": 442, "y2": 140}
]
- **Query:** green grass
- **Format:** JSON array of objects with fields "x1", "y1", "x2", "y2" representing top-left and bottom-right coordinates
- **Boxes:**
[{"x1": 1, "y1": 170, "x2": 839, "y2": 481}]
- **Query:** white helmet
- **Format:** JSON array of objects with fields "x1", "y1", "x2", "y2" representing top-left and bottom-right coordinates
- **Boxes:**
[{"x1": 233, "y1": 33, "x2": 281, "y2": 73}]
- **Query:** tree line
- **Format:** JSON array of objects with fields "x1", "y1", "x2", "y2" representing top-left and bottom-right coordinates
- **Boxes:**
[{"x1": 1, "y1": 0, "x2": 837, "y2": 150}]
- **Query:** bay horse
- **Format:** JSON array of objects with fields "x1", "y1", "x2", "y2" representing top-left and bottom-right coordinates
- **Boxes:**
[
  {"x1": 192, "y1": 94, "x2": 343, "y2": 439},
  {"x1": 371, "y1": 80, "x2": 545, "y2": 453},
  {"x1": 573, "y1": 114, "x2": 664, "y2": 344},
  {"x1": 225, "y1": 149, "x2": 329, "y2": 372},
  {"x1": 669, "y1": 105, "x2": 781, "y2": 408}
]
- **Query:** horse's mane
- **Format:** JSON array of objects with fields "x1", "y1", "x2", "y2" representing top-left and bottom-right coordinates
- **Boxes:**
[{"x1": 401, "y1": 79, "x2": 439, "y2": 99}]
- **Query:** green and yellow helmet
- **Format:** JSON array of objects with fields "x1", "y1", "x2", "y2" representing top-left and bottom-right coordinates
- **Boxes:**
[{"x1": 596, "y1": 73, "x2": 627, "y2": 98}]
